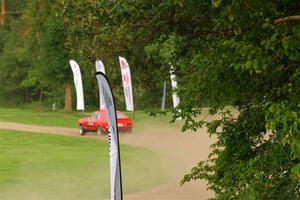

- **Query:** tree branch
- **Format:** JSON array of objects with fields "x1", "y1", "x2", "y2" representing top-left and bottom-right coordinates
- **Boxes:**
[{"x1": 274, "y1": 15, "x2": 300, "y2": 25}]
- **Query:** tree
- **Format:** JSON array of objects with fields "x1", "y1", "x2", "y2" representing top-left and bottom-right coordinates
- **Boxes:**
[
  {"x1": 66, "y1": 0, "x2": 300, "y2": 198},
  {"x1": 25, "y1": 0, "x2": 72, "y2": 111},
  {"x1": 0, "y1": 0, "x2": 31, "y2": 104},
  {"x1": 169, "y1": 1, "x2": 300, "y2": 199}
]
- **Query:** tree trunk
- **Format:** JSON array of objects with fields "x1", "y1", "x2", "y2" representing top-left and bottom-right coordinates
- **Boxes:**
[
  {"x1": 0, "y1": 0, "x2": 6, "y2": 25},
  {"x1": 39, "y1": 89, "x2": 43, "y2": 102},
  {"x1": 64, "y1": 80, "x2": 72, "y2": 113}
]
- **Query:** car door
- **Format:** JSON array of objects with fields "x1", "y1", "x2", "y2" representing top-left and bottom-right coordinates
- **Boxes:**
[{"x1": 86, "y1": 112, "x2": 98, "y2": 131}]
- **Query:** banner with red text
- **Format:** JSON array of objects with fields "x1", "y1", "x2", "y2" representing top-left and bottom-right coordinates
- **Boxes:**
[{"x1": 119, "y1": 56, "x2": 134, "y2": 111}]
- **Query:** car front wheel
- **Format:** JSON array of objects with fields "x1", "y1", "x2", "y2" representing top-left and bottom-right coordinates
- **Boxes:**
[
  {"x1": 97, "y1": 126, "x2": 103, "y2": 136},
  {"x1": 80, "y1": 125, "x2": 86, "y2": 135}
]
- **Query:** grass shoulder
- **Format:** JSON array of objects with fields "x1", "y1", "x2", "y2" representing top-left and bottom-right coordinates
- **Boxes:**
[{"x1": 0, "y1": 129, "x2": 168, "y2": 199}]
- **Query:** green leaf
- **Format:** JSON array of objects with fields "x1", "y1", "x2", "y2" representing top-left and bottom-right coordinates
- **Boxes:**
[
  {"x1": 245, "y1": 60, "x2": 252, "y2": 69},
  {"x1": 282, "y1": 39, "x2": 289, "y2": 50},
  {"x1": 212, "y1": 0, "x2": 222, "y2": 8}
]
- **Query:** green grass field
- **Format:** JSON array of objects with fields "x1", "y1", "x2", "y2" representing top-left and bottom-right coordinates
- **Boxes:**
[
  {"x1": 0, "y1": 107, "x2": 178, "y2": 130},
  {"x1": 0, "y1": 130, "x2": 168, "y2": 200},
  {"x1": 0, "y1": 108, "x2": 85, "y2": 128}
]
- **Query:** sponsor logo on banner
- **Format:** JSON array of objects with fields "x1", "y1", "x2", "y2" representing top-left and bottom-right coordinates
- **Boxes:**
[
  {"x1": 120, "y1": 59, "x2": 127, "y2": 69},
  {"x1": 102, "y1": 86, "x2": 113, "y2": 108},
  {"x1": 119, "y1": 57, "x2": 134, "y2": 111}
]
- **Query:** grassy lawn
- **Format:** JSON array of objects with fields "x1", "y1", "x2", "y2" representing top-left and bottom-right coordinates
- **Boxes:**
[
  {"x1": 0, "y1": 130, "x2": 168, "y2": 200},
  {"x1": 0, "y1": 108, "x2": 83, "y2": 128},
  {"x1": 0, "y1": 107, "x2": 177, "y2": 130}
]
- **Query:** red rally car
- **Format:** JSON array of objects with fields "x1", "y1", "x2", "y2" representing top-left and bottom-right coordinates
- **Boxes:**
[{"x1": 77, "y1": 110, "x2": 133, "y2": 135}]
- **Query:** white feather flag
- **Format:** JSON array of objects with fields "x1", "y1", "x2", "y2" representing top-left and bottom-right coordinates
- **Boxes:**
[
  {"x1": 119, "y1": 56, "x2": 134, "y2": 111},
  {"x1": 69, "y1": 60, "x2": 84, "y2": 110},
  {"x1": 170, "y1": 65, "x2": 180, "y2": 108},
  {"x1": 96, "y1": 72, "x2": 123, "y2": 200},
  {"x1": 95, "y1": 59, "x2": 106, "y2": 109}
]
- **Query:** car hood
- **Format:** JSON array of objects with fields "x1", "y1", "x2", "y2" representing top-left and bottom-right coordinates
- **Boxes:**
[{"x1": 78, "y1": 117, "x2": 90, "y2": 122}]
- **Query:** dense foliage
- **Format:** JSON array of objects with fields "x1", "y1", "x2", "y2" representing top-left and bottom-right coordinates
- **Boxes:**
[
  {"x1": 1, "y1": 0, "x2": 300, "y2": 198},
  {"x1": 0, "y1": 0, "x2": 168, "y2": 110}
]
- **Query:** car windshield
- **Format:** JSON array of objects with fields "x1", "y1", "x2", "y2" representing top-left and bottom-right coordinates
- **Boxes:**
[{"x1": 117, "y1": 112, "x2": 127, "y2": 119}]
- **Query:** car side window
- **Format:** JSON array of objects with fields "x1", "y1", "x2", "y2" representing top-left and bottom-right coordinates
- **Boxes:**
[{"x1": 92, "y1": 112, "x2": 98, "y2": 119}]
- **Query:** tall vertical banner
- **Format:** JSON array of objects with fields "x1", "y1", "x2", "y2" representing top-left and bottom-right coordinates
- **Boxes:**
[
  {"x1": 96, "y1": 72, "x2": 123, "y2": 200},
  {"x1": 119, "y1": 56, "x2": 134, "y2": 111},
  {"x1": 95, "y1": 59, "x2": 106, "y2": 110},
  {"x1": 69, "y1": 60, "x2": 85, "y2": 111},
  {"x1": 161, "y1": 81, "x2": 167, "y2": 110},
  {"x1": 170, "y1": 65, "x2": 180, "y2": 108},
  {"x1": 95, "y1": 59, "x2": 106, "y2": 74}
]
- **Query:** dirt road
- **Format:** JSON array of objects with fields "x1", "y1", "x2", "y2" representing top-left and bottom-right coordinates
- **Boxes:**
[{"x1": 0, "y1": 121, "x2": 215, "y2": 199}]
